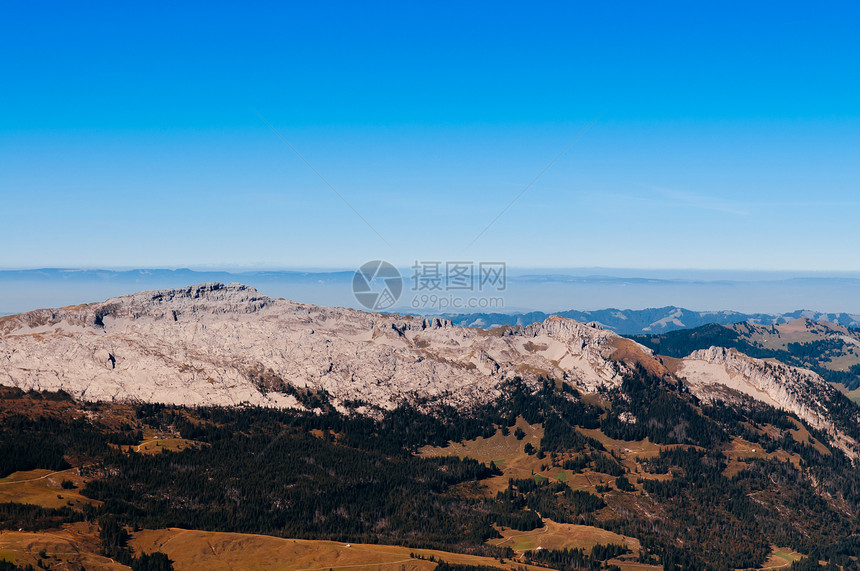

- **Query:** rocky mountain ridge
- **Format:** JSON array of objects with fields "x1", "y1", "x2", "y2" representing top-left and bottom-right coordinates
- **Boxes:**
[
  {"x1": 0, "y1": 283, "x2": 646, "y2": 412},
  {"x1": 1, "y1": 283, "x2": 857, "y2": 456},
  {"x1": 676, "y1": 346, "x2": 859, "y2": 456},
  {"x1": 631, "y1": 318, "x2": 860, "y2": 391}
]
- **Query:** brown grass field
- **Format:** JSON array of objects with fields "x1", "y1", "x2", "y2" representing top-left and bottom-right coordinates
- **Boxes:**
[
  {"x1": 0, "y1": 468, "x2": 98, "y2": 510},
  {"x1": 785, "y1": 418, "x2": 829, "y2": 456},
  {"x1": 488, "y1": 519, "x2": 638, "y2": 553},
  {"x1": 607, "y1": 337, "x2": 670, "y2": 379},
  {"x1": 722, "y1": 437, "x2": 802, "y2": 478},
  {"x1": 0, "y1": 430, "x2": 198, "y2": 511},
  {"x1": 0, "y1": 523, "x2": 126, "y2": 570},
  {"x1": 576, "y1": 428, "x2": 664, "y2": 460},
  {"x1": 420, "y1": 417, "x2": 681, "y2": 492},
  {"x1": 576, "y1": 428, "x2": 675, "y2": 480},
  {"x1": 746, "y1": 546, "x2": 804, "y2": 570},
  {"x1": 0, "y1": 516, "x2": 795, "y2": 571},
  {"x1": 420, "y1": 417, "x2": 548, "y2": 494},
  {"x1": 117, "y1": 435, "x2": 199, "y2": 455},
  {"x1": 487, "y1": 521, "x2": 659, "y2": 571},
  {"x1": 0, "y1": 524, "x2": 559, "y2": 571},
  {"x1": 129, "y1": 528, "x2": 556, "y2": 571}
]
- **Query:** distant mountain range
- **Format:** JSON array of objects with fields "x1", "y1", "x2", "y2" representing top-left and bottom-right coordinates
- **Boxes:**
[
  {"x1": 443, "y1": 307, "x2": 860, "y2": 335},
  {"x1": 630, "y1": 317, "x2": 860, "y2": 394},
  {"x1": 2, "y1": 268, "x2": 860, "y2": 328}
]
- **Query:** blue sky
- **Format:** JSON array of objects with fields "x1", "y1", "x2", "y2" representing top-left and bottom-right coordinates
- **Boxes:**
[{"x1": 2, "y1": 1, "x2": 859, "y2": 271}]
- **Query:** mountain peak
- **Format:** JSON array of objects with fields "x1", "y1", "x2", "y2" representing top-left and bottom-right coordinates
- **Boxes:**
[
  {"x1": 0, "y1": 286, "x2": 643, "y2": 410},
  {"x1": 98, "y1": 282, "x2": 272, "y2": 321}
]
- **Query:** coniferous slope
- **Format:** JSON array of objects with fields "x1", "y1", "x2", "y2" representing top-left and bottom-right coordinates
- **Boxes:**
[{"x1": 2, "y1": 373, "x2": 860, "y2": 569}]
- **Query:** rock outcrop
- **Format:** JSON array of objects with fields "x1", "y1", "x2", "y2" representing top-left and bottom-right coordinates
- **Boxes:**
[
  {"x1": 678, "y1": 346, "x2": 859, "y2": 457},
  {"x1": 0, "y1": 283, "x2": 642, "y2": 411}
]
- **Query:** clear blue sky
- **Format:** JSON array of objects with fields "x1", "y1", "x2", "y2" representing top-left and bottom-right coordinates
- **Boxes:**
[{"x1": 2, "y1": 1, "x2": 859, "y2": 271}]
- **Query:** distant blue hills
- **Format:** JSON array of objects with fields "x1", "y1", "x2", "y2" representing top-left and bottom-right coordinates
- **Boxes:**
[
  {"x1": 1, "y1": 268, "x2": 859, "y2": 333},
  {"x1": 440, "y1": 307, "x2": 860, "y2": 335}
]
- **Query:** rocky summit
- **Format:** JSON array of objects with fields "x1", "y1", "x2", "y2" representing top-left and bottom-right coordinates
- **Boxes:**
[{"x1": 0, "y1": 283, "x2": 643, "y2": 411}]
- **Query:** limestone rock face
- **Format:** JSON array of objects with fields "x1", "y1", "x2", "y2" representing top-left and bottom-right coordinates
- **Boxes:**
[
  {"x1": 2, "y1": 282, "x2": 855, "y2": 456},
  {"x1": 678, "y1": 346, "x2": 859, "y2": 457},
  {"x1": 0, "y1": 283, "x2": 641, "y2": 411}
]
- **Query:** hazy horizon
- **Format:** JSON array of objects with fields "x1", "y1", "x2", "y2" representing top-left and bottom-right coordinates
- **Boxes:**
[{"x1": 2, "y1": 266, "x2": 860, "y2": 317}]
